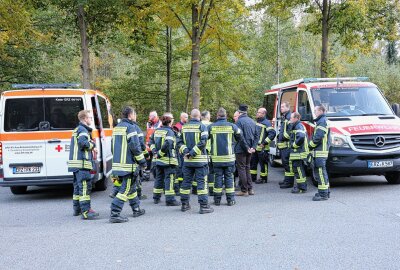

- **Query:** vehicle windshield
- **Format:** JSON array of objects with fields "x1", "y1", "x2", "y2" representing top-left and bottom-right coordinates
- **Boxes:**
[{"x1": 311, "y1": 87, "x2": 393, "y2": 117}]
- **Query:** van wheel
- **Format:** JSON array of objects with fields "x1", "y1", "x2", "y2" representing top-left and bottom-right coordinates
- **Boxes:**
[
  {"x1": 94, "y1": 176, "x2": 108, "y2": 191},
  {"x1": 10, "y1": 186, "x2": 28, "y2": 195},
  {"x1": 385, "y1": 172, "x2": 400, "y2": 184},
  {"x1": 268, "y1": 154, "x2": 279, "y2": 168}
]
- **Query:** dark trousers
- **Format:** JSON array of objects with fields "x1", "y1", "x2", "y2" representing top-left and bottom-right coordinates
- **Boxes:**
[
  {"x1": 73, "y1": 170, "x2": 92, "y2": 212},
  {"x1": 180, "y1": 165, "x2": 208, "y2": 205},
  {"x1": 153, "y1": 165, "x2": 177, "y2": 202},
  {"x1": 214, "y1": 166, "x2": 235, "y2": 201},
  {"x1": 250, "y1": 151, "x2": 269, "y2": 181},
  {"x1": 292, "y1": 159, "x2": 307, "y2": 190},
  {"x1": 111, "y1": 174, "x2": 140, "y2": 213},
  {"x1": 313, "y1": 157, "x2": 329, "y2": 195},
  {"x1": 236, "y1": 153, "x2": 252, "y2": 192},
  {"x1": 281, "y1": 147, "x2": 294, "y2": 184}
]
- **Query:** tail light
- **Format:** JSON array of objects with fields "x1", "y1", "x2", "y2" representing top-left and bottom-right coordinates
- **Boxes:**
[{"x1": 0, "y1": 142, "x2": 3, "y2": 178}]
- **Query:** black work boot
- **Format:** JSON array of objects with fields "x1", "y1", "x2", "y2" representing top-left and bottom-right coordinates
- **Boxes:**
[
  {"x1": 81, "y1": 209, "x2": 99, "y2": 220},
  {"x1": 208, "y1": 187, "x2": 214, "y2": 196},
  {"x1": 291, "y1": 186, "x2": 307, "y2": 194},
  {"x1": 132, "y1": 207, "x2": 145, "y2": 217},
  {"x1": 279, "y1": 180, "x2": 285, "y2": 185},
  {"x1": 313, "y1": 193, "x2": 329, "y2": 201},
  {"x1": 153, "y1": 198, "x2": 161, "y2": 204},
  {"x1": 227, "y1": 200, "x2": 236, "y2": 206},
  {"x1": 181, "y1": 202, "x2": 191, "y2": 212},
  {"x1": 109, "y1": 210, "x2": 129, "y2": 223},
  {"x1": 214, "y1": 199, "x2": 221, "y2": 206},
  {"x1": 199, "y1": 204, "x2": 214, "y2": 214},
  {"x1": 73, "y1": 201, "x2": 81, "y2": 216},
  {"x1": 166, "y1": 200, "x2": 181, "y2": 206},
  {"x1": 280, "y1": 182, "x2": 294, "y2": 189},
  {"x1": 251, "y1": 175, "x2": 257, "y2": 182},
  {"x1": 255, "y1": 178, "x2": 264, "y2": 184}
]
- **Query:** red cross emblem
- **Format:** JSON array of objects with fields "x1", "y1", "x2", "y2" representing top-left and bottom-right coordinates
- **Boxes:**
[{"x1": 55, "y1": 145, "x2": 63, "y2": 152}]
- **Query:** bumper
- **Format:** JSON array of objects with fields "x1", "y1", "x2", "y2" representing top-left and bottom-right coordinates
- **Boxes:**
[
  {"x1": 0, "y1": 175, "x2": 74, "y2": 187},
  {"x1": 327, "y1": 147, "x2": 400, "y2": 176}
]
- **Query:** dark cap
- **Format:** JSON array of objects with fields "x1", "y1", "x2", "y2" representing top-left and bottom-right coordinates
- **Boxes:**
[{"x1": 238, "y1": 104, "x2": 248, "y2": 113}]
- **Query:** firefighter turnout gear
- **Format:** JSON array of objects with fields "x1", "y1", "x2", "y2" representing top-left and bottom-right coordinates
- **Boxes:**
[
  {"x1": 202, "y1": 120, "x2": 215, "y2": 196},
  {"x1": 208, "y1": 118, "x2": 242, "y2": 204},
  {"x1": 250, "y1": 117, "x2": 276, "y2": 184},
  {"x1": 289, "y1": 120, "x2": 309, "y2": 192},
  {"x1": 309, "y1": 114, "x2": 330, "y2": 200},
  {"x1": 278, "y1": 111, "x2": 295, "y2": 188},
  {"x1": 109, "y1": 119, "x2": 146, "y2": 223},
  {"x1": 68, "y1": 123, "x2": 97, "y2": 219},
  {"x1": 149, "y1": 125, "x2": 180, "y2": 205},
  {"x1": 177, "y1": 119, "x2": 213, "y2": 213}
]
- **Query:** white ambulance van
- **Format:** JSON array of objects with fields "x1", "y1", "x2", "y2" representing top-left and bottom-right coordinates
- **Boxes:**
[
  {"x1": 264, "y1": 77, "x2": 400, "y2": 185},
  {"x1": 0, "y1": 84, "x2": 113, "y2": 194}
]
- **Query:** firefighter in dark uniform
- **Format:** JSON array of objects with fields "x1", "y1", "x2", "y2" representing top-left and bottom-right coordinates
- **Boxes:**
[
  {"x1": 177, "y1": 109, "x2": 214, "y2": 214},
  {"x1": 251, "y1": 107, "x2": 277, "y2": 184},
  {"x1": 109, "y1": 106, "x2": 147, "y2": 223},
  {"x1": 68, "y1": 110, "x2": 99, "y2": 220},
  {"x1": 150, "y1": 113, "x2": 180, "y2": 206},
  {"x1": 289, "y1": 112, "x2": 309, "y2": 193},
  {"x1": 279, "y1": 102, "x2": 295, "y2": 189},
  {"x1": 309, "y1": 105, "x2": 330, "y2": 201},
  {"x1": 172, "y1": 112, "x2": 188, "y2": 195},
  {"x1": 201, "y1": 110, "x2": 215, "y2": 196},
  {"x1": 109, "y1": 119, "x2": 149, "y2": 200},
  {"x1": 208, "y1": 107, "x2": 242, "y2": 206}
]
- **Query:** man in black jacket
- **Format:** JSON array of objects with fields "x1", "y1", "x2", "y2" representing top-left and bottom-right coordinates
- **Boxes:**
[{"x1": 235, "y1": 104, "x2": 259, "y2": 196}]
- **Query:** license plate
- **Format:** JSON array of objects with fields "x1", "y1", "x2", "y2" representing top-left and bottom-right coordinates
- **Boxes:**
[
  {"x1": 13, "y1": 166, "x2": 41, "y2": 174},
  {"x1": 367, "y1": 160, "x2": 394, "y2": 168}
]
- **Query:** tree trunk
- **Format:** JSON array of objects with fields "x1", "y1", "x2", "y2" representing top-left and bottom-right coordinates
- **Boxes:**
[
  {"x1": 191, "y1": 4, "x2": 201, "y2": 109},
  {"x1": 166, "y1": 26, "x2": 172, "y2": 112},
  {"x1": 77, "y1": 5, "x2": 92, "y2": 89},
  {"x1": 185, "y1": 65, "x2": 192, "y2": 113},
  {"x1": 320, "y1": 0, "x2": 329, "y2": 78},
  {"x1": 387, "y1": 40, "x2": 398, "y2": 65}
]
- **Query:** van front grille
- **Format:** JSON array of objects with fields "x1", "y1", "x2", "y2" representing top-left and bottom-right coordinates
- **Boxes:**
[{"x1": 351, "y1": 134, "x2": 400, "y2": 150}]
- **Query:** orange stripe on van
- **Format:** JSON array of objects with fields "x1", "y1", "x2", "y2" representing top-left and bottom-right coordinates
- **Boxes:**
[
  {"x1": 2, "y1": 90, "x2": 90, "y2": 97},
  {"x1": 0, "y1": 129, "x2": 113, "y2": 141}
]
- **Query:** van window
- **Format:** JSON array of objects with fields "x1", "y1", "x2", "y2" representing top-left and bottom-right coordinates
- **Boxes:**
[
  {"x1": 297, "y1": 91, "x2": 312, "y2": 121},
  {"x1": 280, "y1": 90, "x2": 296, "y2": 114},
  {"x1": 45, "y1": 97, "x2": 84, "y2": 130},
  {"x1": 264, "y1": 94, "x2": 277, "y2": 120},
  {"x1": 4, "y1": 98, "x2": 44, "y2": 132},
  {"x1": 98, "y1": 96, "x2": 110, "y2": 128}
]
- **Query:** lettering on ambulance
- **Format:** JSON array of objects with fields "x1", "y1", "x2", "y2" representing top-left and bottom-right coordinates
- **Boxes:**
[{"x1": 343, "y1": 124, "x2": 400, "y2": 134}]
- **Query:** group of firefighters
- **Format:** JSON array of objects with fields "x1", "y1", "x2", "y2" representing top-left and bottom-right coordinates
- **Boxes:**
[{"x1": 67, "y1": 101, "x2": 331, "y2": 222}]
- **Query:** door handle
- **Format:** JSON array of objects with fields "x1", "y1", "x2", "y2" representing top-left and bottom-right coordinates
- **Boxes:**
[{"x1": 48, "y1": 139, "x2": 61, "y2": 143}]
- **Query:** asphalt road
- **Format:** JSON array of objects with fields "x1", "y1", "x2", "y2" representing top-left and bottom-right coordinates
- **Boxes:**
[{"x1": 1, "y1": 166, "x2": 400, "y2": 270}]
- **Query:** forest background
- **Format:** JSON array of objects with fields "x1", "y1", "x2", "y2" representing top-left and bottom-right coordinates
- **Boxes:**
[{"x1": 1, "y1": 0, "x2": 399, "y2": 125}]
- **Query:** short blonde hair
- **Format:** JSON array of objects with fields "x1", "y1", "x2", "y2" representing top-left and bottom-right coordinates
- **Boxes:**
[{"x1": 78, "y1": 110, "x2": 91, "y2": 121}]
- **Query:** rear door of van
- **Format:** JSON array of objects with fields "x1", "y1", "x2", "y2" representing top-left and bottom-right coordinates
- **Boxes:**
[
  {"x1": 1, "y1": 95, "x2": 47, "y2": 182},
  {"x1": 44, "y1": 96, "x2": 84, "y2": 179}
]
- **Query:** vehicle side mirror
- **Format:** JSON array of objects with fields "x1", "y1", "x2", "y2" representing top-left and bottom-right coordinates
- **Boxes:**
[{"x1": 392, "y1": 103, "x2": 400, "y2": 116}]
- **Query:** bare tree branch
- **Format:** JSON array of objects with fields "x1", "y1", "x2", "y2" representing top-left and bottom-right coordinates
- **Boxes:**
[
  {"x1": 169, "y1": 6, "x2": 192, "y2": 39},
  {"x1": 200, "y1": 0, "x2": 213, "y2": 39},
  {"x1": 314, "y1": 0, "x2": 323, "y2": 11}
]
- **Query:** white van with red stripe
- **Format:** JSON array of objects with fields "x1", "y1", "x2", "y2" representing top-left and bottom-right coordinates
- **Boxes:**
[
  {"x1": 0, "y1": 84, "x2": 113, "y2": 194},
  {"x1": 265, "y1": 77, "x2": 400, "y2": 185}
]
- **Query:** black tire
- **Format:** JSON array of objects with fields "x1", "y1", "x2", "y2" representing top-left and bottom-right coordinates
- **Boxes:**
[
  {"x1": 269, "y1": 154, "x2": 280, "y2": 168},
  {"x1": 94, "y1": 176, "x2": 108, "y2": 191},
  {"x1": 385, "y1": 172, "x2": 400, "y2": 184},
  {"x1": 10, "y1": 186, "x2": 28, "y2": 195}
]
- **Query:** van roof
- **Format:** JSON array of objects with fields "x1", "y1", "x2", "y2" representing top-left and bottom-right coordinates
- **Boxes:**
[
  {"x1": 266, "y1": 77, "x2": 376, "y2": 93},
  {"x1": 1, "y1": 88, "x2": 104, "y2": 97}
]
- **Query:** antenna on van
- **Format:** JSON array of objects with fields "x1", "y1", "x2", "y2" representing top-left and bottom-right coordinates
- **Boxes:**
[{"x1": 11, "y1": 83, "x2": 81, "y2": 89}]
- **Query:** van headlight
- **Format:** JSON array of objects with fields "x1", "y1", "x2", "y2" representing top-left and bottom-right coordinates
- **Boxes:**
[{"x1": 331, "y1": 132, "x2": 350, "y2": 148}]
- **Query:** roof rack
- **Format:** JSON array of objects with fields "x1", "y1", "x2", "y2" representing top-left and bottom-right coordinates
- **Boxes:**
[
  {"x1": 11, "y1": 83, "x2": 81, "y2": 89},
  {"x1": 270, "y1": 77, "x2": 369, "y2": 90}
]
